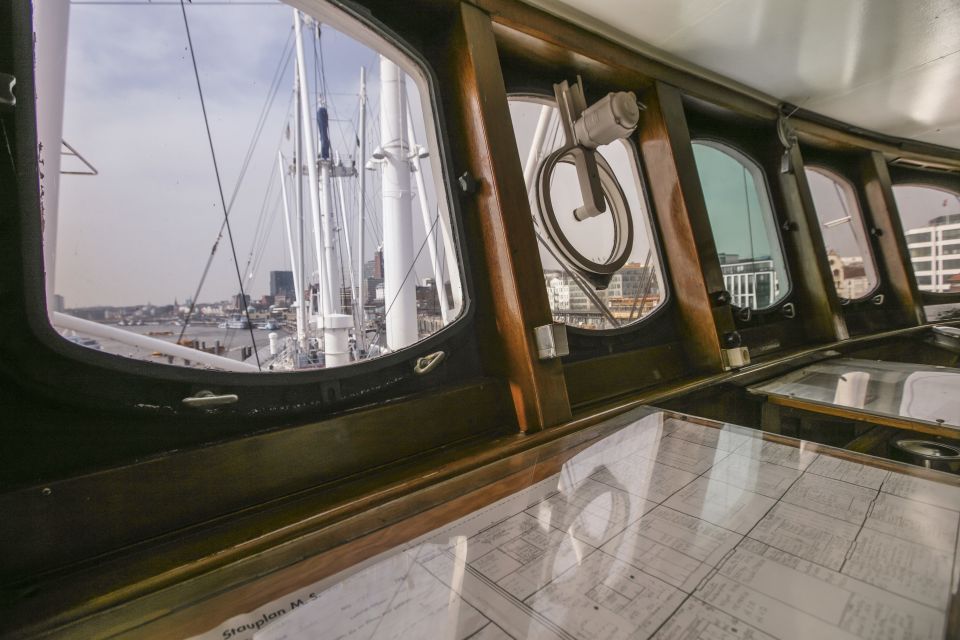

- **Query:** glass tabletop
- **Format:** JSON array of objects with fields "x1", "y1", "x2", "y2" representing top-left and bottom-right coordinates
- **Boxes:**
[
  {"x1": 190, "y1": 408, "x2": 960, "y2": 640},
  {"x1": 748, "y1": 357, "x2": 960, "y2": 430}
]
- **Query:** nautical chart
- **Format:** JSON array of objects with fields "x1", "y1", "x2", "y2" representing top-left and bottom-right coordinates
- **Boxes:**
[{"x1": 191, "y1": 410, "x2": 960, "y2": 640}]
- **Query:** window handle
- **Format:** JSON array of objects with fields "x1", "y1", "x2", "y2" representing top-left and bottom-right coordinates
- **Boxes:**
[
  {"x1": 182, "y1": 390, "x2": 238, "y2": 409},
  {"x1": 414, "y1": 351, "x2": 446, "y2": 375}
]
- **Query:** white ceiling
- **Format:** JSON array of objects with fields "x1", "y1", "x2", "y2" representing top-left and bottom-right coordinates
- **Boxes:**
[{"x1": 522, "y1": 0, "x2": 960, "y2": 150}]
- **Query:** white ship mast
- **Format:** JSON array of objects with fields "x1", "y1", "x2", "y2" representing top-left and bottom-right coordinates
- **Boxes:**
[
  {"x1": 34, "y1": 0, "x2": 71, "y2": 316},
  {"x1": 378, "y1": 56, "x2": 417, "y2": 350},
  {"x1": 355, "y1": 67, "x2": 368, "y2": 354},
  {"x1": 292, "y1": 9, "x2": 353, "y2": 366},
  {"x1": 276, "y1": 151, "x2": 307, "y2": 350}
]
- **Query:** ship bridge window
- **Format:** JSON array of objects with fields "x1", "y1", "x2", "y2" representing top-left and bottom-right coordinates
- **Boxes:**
[
  {"x1": 692, "y1": 141, "x2": 789, "y2": 310},
  {"x1": 35, "y1": 0, "x2": 465, "y2": 373},
  {"x1": 508, "y1": 96, "x2": 666, "y2": 331},
  {"x1": 893, "y1": 185, "x2": 960, "y2": 294},
  {"x1": 804, "y1": 167, "x2": 878, "y2": 301}
]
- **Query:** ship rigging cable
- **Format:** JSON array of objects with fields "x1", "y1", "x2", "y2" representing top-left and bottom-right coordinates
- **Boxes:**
[
  {"x1": 242, "y1": 95, "x2": 296, "y2": 289},
  {"x1": 176, "y1": 19, "x2": 294, "y2": 358},
  {"x1": 178, "y1": 0, "x2": 261, "y2": 369}
]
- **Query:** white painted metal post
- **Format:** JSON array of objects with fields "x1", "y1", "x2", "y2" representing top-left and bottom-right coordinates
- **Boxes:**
[
  {"x1": 356, "y1": 67, "x2": 368, "y2": 351},
  {"x1": 33, "y1": 0, "x2": 71, "y2": 316},
  {"x1": 293, "y1": 64, "x2": 308, "y2": 354},
  {"x1": 524, "y1": 104, "x2": 552, "y2": 188},
  {"x1": 318, "y1": 160, "x2": 338, "y2": 315},
  {"x1": 379, "y1": 56, "x2": 417, "y2": 350},
  {"x1": 277, "y1": 151, "x2": 305, "y2": 347},
  {"x1": 334, "y1": 166, "x2": 359, "y2": 326},
  {"x1": 405, "y1": 105, "x2": 450, "y2": 324},
  {"x1": 323, "y1": 313, "x2": 352, "y2": 366}
]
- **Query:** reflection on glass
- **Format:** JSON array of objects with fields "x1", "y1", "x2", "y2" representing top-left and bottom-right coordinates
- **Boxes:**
[
  {"x1": 692, "y1": 141, "x2": 789, "y2": 310},
  {"x1": 191, "y1": 408, "x2": 959, "y2": 640},
  {"x1": 924, "y1": 301, "x2": 960, "y2": 322},
  {"x1": 894, "y1": 184, "x2": 960, "y2": 294},
  {"x1": 509, "y1": 98, "x2": 666, "y2": 330},
  {"x1": 805, "y1": 167, "x2": 878, "y2": 300},
  {"x1": 750, "y1": 357, "x2": 960, "y2": 428},
  {"x1": 37, "y1": 0, "x2": 463, "y2": 372}
]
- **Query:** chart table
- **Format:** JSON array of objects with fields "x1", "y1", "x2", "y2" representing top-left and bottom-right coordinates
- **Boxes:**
[
  {"x1": 748, "y1": 357, "x2": 960, "y2": 438},
  {"x1": 191, "y1": 408, "x2": 960, "y2": 640}
]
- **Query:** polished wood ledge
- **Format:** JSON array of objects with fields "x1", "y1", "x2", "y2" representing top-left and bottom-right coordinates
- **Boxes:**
[{"x1": 7, "y1": 363, "x2": 960, "y2": 638}]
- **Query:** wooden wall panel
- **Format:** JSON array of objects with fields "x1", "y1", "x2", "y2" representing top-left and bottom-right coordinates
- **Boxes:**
[
  {"x1": 638, "y1": 82, "x2": 733, "y2": 372},
  {"x1": 439, "y1": 3, "x2": 571, "y2": 431},
  {"x1": 779, "y1": 144, "x2": 849, "y2": 341},
  {"x1": 859, "y1": 151, "x2": 925, "y2": 326},
  {"x1": 0, "y1": 381, "x2": 513, "y2": 582}
]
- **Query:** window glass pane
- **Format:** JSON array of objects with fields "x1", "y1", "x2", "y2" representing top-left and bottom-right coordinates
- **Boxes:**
[
  {"x1": 893, "y1": 185, "x2": 960, "y2": 292},
  {"x1": 692, "y1": 142, "x2": 788, "y2": 310},
  {"x1": 804, "y1": 167, "x2": 878, "y2": 300},
  {"x1": 509, "y1": 97, "x2": 666, "y2": 330},
  {"x1": 35, "y1": 0, "x2": 464, "y2": 372}
]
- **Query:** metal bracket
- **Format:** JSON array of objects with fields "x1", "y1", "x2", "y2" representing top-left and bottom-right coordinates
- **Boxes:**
[
  {"x1": 933, "y1": 325, "x2": 960, "y2": 339},
  {"x1": 458, "y1": 171, "x2": 479, "y2": 194},
  {"x1": 553, "y1": 78, "x2": 606, "y2": 221},
  {"x1": 61, "y1": 140, "x2": 99, "y2": 176},
  {"x1": 534, "y1": 323, "x2": 569, "y2": 360},
  {"x1": 871, "y1": 293, "x2": 885, "y2": 306},
  {"x1": 930, "y1": 326, "x2": 960, "y2": 354},
  {"x1": 721, "y1": 346, "x2": 751, "y2": 370},
  {"x1": 776, "y1": 105, "x2": 798, "y2": 149},
  {"x1": 776, "y1": 104, "x2": 798, "y2": 175},
  {"x1": 780, "y1": 302, "x2": 796, "y2": 319}
]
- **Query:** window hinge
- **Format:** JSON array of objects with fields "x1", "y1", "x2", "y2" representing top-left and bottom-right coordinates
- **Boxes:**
[
  {"x1": 534, "y1": 323, "x2": 569, "y2": 360},
  {"x1": 0, "y1": 73, "x2": 15, "y2": 111},
  {"x1": 414, "y1": 350, "x2": 445, "y2": 375},
  {"x1": 182, "y1": 390, "x2": 238, "y2": 410}
]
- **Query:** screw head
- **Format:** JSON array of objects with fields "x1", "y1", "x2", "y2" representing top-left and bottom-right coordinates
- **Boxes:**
[{"x1": 723, "y1": 331, "x2": 742, "y2": 348}]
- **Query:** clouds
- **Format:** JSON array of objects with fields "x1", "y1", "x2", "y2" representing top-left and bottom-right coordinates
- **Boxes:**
[
  {"x1": 53, "y1": 0, "x2": 457, "y2": 310},
  {"x1": 58, "y1": 2, "x2": 296, "y2": 306}
]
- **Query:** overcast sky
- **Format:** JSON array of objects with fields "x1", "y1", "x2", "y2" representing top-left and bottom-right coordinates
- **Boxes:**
[
  {"x1": 47, "y1": 1, "x2": 960, "y2": 310},
  {"x1": 51, "y1": 0, "x2": 447, "y2": 308}
]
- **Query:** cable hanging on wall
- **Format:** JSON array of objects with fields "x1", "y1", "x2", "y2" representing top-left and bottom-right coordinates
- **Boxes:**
[{"x1": 533, "y1": 77, "x2": 643, "y2": 289}]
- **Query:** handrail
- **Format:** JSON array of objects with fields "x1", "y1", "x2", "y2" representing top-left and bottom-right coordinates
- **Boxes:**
[{"x1": 51, "y1": 312, "x2": 259, "y2": 373}]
